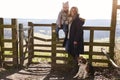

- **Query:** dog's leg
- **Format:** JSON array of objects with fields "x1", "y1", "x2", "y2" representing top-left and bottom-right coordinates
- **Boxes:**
[
  {"x1": 83, "y1": 71, "x2": 88, "y2": 79},
  {"x1": 73, "y1": 66, "x2": 81, "y2": 78},
  {"x1": 73, "y1": 70, "x2": 79, "y2": 78}
]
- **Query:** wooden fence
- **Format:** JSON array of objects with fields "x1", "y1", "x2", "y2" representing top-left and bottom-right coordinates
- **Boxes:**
[
  {"x1": 0, "y1": 18, "x2": 18, "y2": 67},
  {"x1": 0, "y1": 0, "x2": 118, "y2": 68},
  {"x1": 0, "y1": 18, "x2": 116, "y2": 68}
]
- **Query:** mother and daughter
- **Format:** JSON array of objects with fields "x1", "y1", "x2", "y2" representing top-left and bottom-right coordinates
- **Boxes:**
[{"x1": 56, "y1": 1, "x2": 85, "y2": 60}]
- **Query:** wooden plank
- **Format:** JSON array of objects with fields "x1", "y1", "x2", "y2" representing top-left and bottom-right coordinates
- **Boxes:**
[
  {"x1": 2, "y1": 48, "x2": 14, "y2": 51},
  {"x1": 92, "y1": 43, "x2": 110, "y2": 46},
  {"x1": 56, "y1": 42, "x2": 110, "y2": 47},
  {"x1": 34, "y1": 49, "x2": 52, "y2": 52},
  {"x1": 92, "y1": 59, "x2": 108, "y2": 63},
  {"x1": 56, "y1": 41, "x2": 64, "y2": 44},
  {"x1": 51, "y1": 23, "x2": 56, "y2": 66},
  {"x1": 83, "y1": 26, "x2": 110, "y2": 30},
  {"x1": 24, "y1": 57, "x2": 29, "y2": 60},
  {"x1": 23, "y1": 51, "x2": 28, "y2": 54},
  {"x1": 28, "y1": 22, "x2": 34, "y2": 65},
  {"x1": 33, "y1": 24, "x2": 52, "y2": 26},
  {"x1": 91, "y1": 52, "x2": 109, "y2": 55},
  {"x1": 110, "y1": 0, "x2": 117, "y2": 61},
  {"x1": 12, "y1": 19, "x2": 18, "y2": 65},
  {"x1": 33, "y1": 55, "x2": 52, "y2": 58},
  {"x1": 84, "y1": 42, "x2": 91, "y2": 45},
  {"x1": 55, "y1": 57, "x2": 68, "y2": 60},
  {"x1": 0, "y1": 18, "x2": 4, "y2": 66},
  {"x1": 0, "y1": 18, "x2": 3, "y2": 66},
  {"x1": 19, "y1": 24, "x2": 24, "y2": 66},
  {"x1": 34, "y1": 36, "x2": 51, "y2": 41},
  {"x1": 3, "y1": 61, "x2": 14, "y2": 64},
  {"x1": 0, "y1": 25, "x2": 16, "y2": 28},
  {"x1": 34, "y1": 44, "x2": 52, "y2": 47},
  {"x1": 84, "y1": 42, "x2": 110, "y2": 46},
  {"x1": 89, "y1": 30, "x2": 94, "y2": 64},
  {"x1": 3, "y1": 55, "x2": 14, "y2": 58},
  {"x1": 1, "y1": 39, "x2": 17, "y2": 42}
]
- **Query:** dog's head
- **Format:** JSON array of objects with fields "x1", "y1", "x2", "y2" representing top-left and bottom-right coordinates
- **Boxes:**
[{"x1": 77, "y1": 56, "x2": 87, "y2": 66}]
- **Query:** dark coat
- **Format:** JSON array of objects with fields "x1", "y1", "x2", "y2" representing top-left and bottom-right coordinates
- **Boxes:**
[{"x1": 64, "y1": 14, "x2": 85, "y2": 57}]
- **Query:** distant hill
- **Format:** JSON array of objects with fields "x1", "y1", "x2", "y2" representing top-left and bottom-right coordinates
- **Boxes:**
[{"x1": 3, "y1": 18, "x2": 120, "y2": 41}]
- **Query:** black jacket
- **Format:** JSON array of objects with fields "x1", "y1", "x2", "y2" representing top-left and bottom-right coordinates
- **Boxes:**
[{"x1": 63, "y1": 14, "x2": 85, "y2": 57}]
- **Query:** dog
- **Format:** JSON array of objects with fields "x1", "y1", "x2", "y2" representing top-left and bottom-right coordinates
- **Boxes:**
[{"x1": 73, "y1": 56, "x2": 94, "y2": 79}]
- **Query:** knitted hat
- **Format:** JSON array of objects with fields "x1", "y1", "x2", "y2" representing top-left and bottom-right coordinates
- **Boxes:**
[{"x1": 63, "y1": 1, "x2": 69, "y2": 8}]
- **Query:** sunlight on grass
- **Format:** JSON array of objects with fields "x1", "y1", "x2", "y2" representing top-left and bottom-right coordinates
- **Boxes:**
[
  {"x1": 92, "y1": 55, "x2": 107, "y2": 60},
  {"x1": 56, "y1": 60, "x2": 66, "y2": 64},
  {"x1": 84, "y1": 46, "x2": 89, "y2": 51},
  {"x1": 92, "y1": 62, "x2": 108, "y2": 67},
  {"x1": 93, "y1": 46, "x2": 109, "y2": 52},
  {"x1": 4, "y1": 42, "x2": 12, "y2": 48},
  {"x1": 4, "y1": 58, "x2": 13, "y2": 61},
  {"x1": 56, "y1": 53, "x2": 68, "y2": 57},
  {"x1": 4, "y1": 51, "x2": 13, "y2": 55},
  {"x1": 80, "y1": 55, "x2": 89, "y2": 59},
  {"x1": 32, "y1": 57, "x2": 51, "y2": 63},
  {"x1": 34, "y1": 52, "x2": 51, "y2": 56}
]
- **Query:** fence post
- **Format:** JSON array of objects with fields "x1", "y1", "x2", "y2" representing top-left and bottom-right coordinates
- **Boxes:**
[
  {"x1": 19, "y1": 24, "x2": 24, "y2": 66},
  {"x1": 0, "y1": 18, "x2": 3, "y2": 67},
  {"x1": 28, "y1": 22, "x2": 34, "y2": 66},
  {"x1": 110, "y1": 0, "x2": 117, "y2": 65},
  {"x1": 51, "y1": 23, "x2": 56, "y2": 68},
  {"x1": 12, "y1": 19, "x2": 18, "y2": 66},
  {"x1": 89, "y1": 30, "x2": 94, "y2": 65}
]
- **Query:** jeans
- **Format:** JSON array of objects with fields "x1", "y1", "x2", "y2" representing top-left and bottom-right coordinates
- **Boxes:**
[
  {"x1": 65, "y1": 39, "x2": 69, "y2": 52},
  {"x1": 65, "y1": 39, "x2": 79, "y2": 59},
  {"x1": 56, "y1": 23, "x2": 68, "y2": 40}
]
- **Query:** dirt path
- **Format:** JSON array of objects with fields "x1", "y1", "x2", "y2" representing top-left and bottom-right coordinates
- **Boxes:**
[{"x1": 0, "y1": 63, "x2": 120, "y2": 80}]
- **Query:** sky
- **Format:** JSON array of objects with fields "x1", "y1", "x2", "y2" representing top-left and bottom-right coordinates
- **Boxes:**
[{"x1": 0, "y1": 0, "x2": 112, "y2": 19}]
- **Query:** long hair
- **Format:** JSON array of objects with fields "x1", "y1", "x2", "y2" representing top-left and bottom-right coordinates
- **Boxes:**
[
  {"x1": 69, "y1": 7, "x2": 79, "y2": 20},
  {"x1": 70, "y1": 7, "x2": 78, "y2": 15}
]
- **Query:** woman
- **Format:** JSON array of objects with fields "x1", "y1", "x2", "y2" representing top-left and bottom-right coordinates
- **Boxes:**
[{"x1": 65, "y1": 7, "x2": 85, "y2": 60}]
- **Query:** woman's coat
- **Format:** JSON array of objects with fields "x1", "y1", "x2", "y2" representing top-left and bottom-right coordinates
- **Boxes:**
[{"x1": 64, "y1": 15, "x2": 85, "y2": 57}]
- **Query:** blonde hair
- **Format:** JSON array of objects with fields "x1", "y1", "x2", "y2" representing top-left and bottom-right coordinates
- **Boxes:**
[{"x1": 70, "y1": 7, "x2": 78, "y2": 15}]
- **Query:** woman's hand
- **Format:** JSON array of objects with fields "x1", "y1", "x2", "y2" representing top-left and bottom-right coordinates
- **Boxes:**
[{"x1": 74, "y1": 41, "x2": 78, "y2": 45}]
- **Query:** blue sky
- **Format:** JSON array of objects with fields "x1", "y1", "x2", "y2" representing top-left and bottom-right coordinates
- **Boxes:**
[{"x1": 0, "y1": 0, "x2": 112, "y2": 19}]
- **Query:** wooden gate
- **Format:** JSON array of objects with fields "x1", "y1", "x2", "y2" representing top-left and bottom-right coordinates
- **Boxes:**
[{"x1": 0, "y1": 18, "x2": 18, "y2": 67}]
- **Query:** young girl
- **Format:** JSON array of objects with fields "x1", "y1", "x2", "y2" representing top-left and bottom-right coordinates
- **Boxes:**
[{"x1": 56, "y1": 1, "x2": 69, "y2": 41}]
